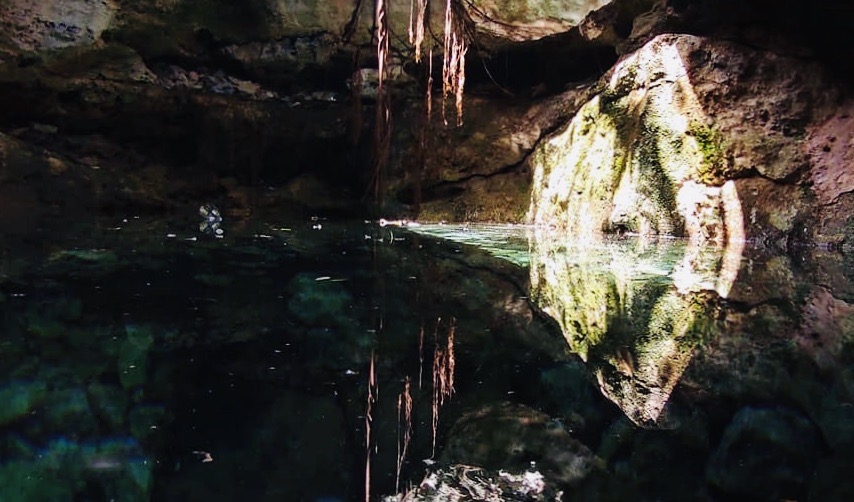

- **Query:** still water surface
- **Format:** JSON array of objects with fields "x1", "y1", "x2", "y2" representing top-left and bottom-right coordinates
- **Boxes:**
[{"x1": 0, "y1": 215, "x2": 851, "y2": 501}]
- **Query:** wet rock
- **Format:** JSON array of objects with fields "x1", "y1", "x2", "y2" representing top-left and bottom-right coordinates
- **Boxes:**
[
  {"x1": 159, "y1": 391, "x2": 351, "y2": 501},
  {"x1": 287, "y1": 273, "x2": 355, "y2": 328},
  {"x1": 796, "y1": 287, "x2": 854, "y2": 371},
  {"x1": 813, "y1": 379, "x2": 854, "y2": 451},
  {"x1": 154, "y1": 64, "x2": 279, "y2": 101},
  {"x1": 706, "y1": 406, "x2": 822, "y2": 501},
  {"x1": 0, "y1": 458, "x2": 75, "y2": 500},
  {"x1": 625, "y1": 414, "x2": 712, "y2": 500},
  {"x1": 397, "y1": 88, "x2": 592, "y2": 223},
  {"x1": 384, "y1": 464, "x2": 562, "y2": 502},
  {"x1": 807, "y1": 100, "x2": 854, "y2": 206},
  {"x1": 0, "y1": 437, "x2": 151, "y2": 500},
  {"x1": 128, "y1": 403, "x2": 167, "y2": 445},
  {"x1": 286, "y1": 273, "x2": 372, "y2": 369},
  {"x1": 282, "y1": 172, "x2": 358, "y2": 212},
  {"x1": 259, "y1": 392, "x2": 351, "y2": 500},
  {"x1": 443, "y1": 402, "x2": 600, "y2": 486},
  {"x1": 41, "y1": 387, "x2": 99, "y2": 438}
]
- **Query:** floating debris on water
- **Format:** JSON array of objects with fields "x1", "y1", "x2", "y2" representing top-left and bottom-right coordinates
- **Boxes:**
[{"x1": 199, "y1": 204, "x2": 224, "y2": 238}]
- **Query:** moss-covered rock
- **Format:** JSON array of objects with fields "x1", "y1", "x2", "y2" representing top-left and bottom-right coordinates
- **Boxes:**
[{"x1": 527, "y1": 34, "x2": 838, "y2": 245}]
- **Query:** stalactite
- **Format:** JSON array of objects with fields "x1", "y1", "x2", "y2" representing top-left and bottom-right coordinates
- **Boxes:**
[
  {"x1": 408, "y1": 0, "x2": 428, "y2": 63},
  {"x1": 370, "y1": 0, "x2": 392, "y2": 205},
  {"x1": 426, "y1": 47, "x2": 434, "y2": 121},
  {"x1": 441, "y1": 0, "x2": 468, "y2": 126}
]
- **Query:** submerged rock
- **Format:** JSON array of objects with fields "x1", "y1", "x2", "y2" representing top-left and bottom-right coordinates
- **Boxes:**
[
  {"x1": 443, "y1": 402, "x2": 600, "y2": 486},
  {"x1": 809, "y1": 450, "x2": 854, "y2": 502},
  {"x1": 706, "y1": 406, "x2": 822, "y2": 501},
  {"x1": 384, "y1": 464, "x2": 560, "y2": 502},
  {"x1": 0, "y1": 437, "x2": 150, "y2": 501}
]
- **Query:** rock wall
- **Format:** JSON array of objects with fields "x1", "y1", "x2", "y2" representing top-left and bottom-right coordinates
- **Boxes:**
[{"x1": 0, "y1": 0, "x2": 852, "y2": 229}]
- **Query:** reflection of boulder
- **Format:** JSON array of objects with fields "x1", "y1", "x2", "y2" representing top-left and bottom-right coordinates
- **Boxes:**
[
  {"x1": 592, "y1": 290, "x2": 716, "y2": 427},
  {"x1": 797, "y1": 287, "x2": 854, "y2": 370},
  {"x1": 530, "y1": 235, "x2": 723, "y2": 426}
]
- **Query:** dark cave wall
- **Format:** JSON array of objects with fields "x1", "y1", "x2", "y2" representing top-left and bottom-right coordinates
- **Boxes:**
[{"x1": 0, "y1": 0, "x2": 851, "y2": 219}]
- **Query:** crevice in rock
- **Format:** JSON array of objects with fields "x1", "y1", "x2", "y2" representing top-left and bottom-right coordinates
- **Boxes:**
[{"x1": 403, "y1": 159, "x2": 527, "y2": 205}]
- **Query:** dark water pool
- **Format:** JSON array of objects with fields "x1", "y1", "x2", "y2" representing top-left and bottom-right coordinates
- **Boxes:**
[{"x1": 1, "y1": 214, "x2": 852, "y2": 501}]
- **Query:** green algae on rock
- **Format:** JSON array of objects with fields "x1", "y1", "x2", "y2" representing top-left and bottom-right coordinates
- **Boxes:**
[{"x1": 527, "y1": 34, "x2": 837, "y2": 247}]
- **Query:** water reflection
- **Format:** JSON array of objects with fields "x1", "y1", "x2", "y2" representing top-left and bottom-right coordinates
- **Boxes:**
[
  {"x1": 528, "y1": 231, "x2": 724, "y2": 427},
  {"x1": 408, "y1": 223, "x2": 853, "y2": 500},
  {"x1": 1, "y1": 217, "x2": 852, "y2": 500}
]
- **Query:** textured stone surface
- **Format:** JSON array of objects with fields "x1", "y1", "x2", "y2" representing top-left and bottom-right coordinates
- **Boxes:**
[
  {"x1": 0, "y1": 0, "x2": 117, "y2": 51},
  {"x1": 468, "y1": 0, "x2": 615, "y2": 41},
  {"x1": 528, "y1": 34, "x2": 840, "y2": 246}
]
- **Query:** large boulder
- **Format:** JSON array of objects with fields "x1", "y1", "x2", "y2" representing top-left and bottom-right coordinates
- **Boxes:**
[{"x1": 527, "y1": 34, "x2": 843, "y2": 247}]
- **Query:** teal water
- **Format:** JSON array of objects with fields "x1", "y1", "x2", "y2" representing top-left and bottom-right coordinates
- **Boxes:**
[{"x1": 1, "y1": 215, "x2": 852, "y2": 501}]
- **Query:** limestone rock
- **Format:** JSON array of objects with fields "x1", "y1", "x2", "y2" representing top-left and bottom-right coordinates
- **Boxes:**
[
  {"x1": 0, "y1": 0, "x2": 117, "y2": 51},
  {"x1": 467, "y1": 0, "x2": 615, "y2": 42},
  {"x1": 527, "y1": 34, "x2": 837, "y2": 245}
]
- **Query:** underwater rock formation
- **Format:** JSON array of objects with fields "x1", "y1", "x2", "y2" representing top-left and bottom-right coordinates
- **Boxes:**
[
  {"x1": 442, "y1": 402, "x2": 600, "y2": 485},
  {"x1": 706, "y1": 406, "x2": 822, "y2": 500}
]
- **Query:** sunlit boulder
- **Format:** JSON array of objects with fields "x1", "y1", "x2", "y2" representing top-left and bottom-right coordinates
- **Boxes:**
[{"x1": 528, "y1": 34, "x2": 834, "y2": 246}]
